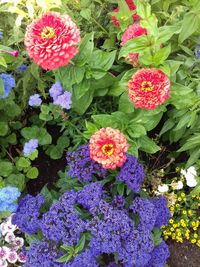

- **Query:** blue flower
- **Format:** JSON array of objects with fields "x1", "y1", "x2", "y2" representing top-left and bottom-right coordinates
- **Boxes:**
[
  {"x1": 53, "y1": 91, "x2": 72, "y2": 109},
  {"x1": 66, "y1": 145, "x2": 107, "y2": 182},
  {"x1": 0, "y1": 186, "x2": 20, "y2": 213},
  {"x1": 28, "y1": 94, "x2": 42, "y2": 107},
  {"x1": 12, "y1": 194, "x2": 44, "y2": 234},
  {"x1": 116, "y1": 154, "x2": 144, "y2": 192},
  {"x1": 18, "y1": 64, "x2": 27, "y2": 72},
  {"x1": 145, "y1": 241, "x2": 170, "y2": 267},
  {"x1": 152, "y1": 196, "x2": 171, "y2": 228},
  {"x1": 0, "y1": 32, "x2": 3, "y2": 40},
  {"x1": 49, "y1": 81, "x2": 63, "y2": 100},
  {"x1": 77, "y1": 182, "x2": 103, "y2": 210},
  {"x1": 23, "y1": 139, "x2": 38, "y2": 156},
  {"x1": 66, "y1": 249, "x2": 98, "y2": 267},
  {"x1": 0, "y1": 73, "x2": 16, "y2": 99}
]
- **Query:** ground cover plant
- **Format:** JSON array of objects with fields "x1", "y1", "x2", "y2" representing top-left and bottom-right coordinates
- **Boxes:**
[{"x1": 0, "y1": 0, "x2": 200, "y2": 266}]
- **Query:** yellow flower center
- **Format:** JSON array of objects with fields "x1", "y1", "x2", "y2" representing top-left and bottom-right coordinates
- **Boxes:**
[
  {"x1": 141, "y1": 81, "x2": 154, "y2": 92},
  {"x1": 101, "y1": 144, "x2": 114, "y2": 156},
  {"x1": 41, "y1": 26, "x2": 55, "y2": 39}
]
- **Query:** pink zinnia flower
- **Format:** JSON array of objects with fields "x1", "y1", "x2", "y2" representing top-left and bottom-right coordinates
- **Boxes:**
[
  {"x1": 24, "y1": 11, "x2": 80, "y2": 70},
  {"x1": 128, "y1": 68, "x2": 170, "y2": 109},
  {"x1": 111, "y1": 0, "x2": 140, "y2": 27},
  {"x1": 121, "y1": 24, "x2": 147, "y2": 67},
  {"x1": 89, "y1": 127, "x2": 128, "y2": 169}
]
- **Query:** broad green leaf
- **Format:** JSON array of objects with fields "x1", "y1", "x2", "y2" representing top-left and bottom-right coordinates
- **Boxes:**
[
  {"x1": 138, "y1": 136, "x2": 160, "y2": 154},
  {"x1": 0, "y1": 122, "x2": 8, "y2": 136},
  {"x1": 16, "y1": 157, "x2": 31, "y2": 169},
  {"x1": 74, "y1": 234, "x2": 86, "y2": 253},
  {"x1": 76, "y1": 32, "x2": 94, "y2": 66},
  {"x1": 72, "y1": 90, "x2": 93, "y2": 115},
  {"x1": 179, "y1": 11, "x2": 200, "y2": 43},
  {"x1": 88, "y1": 50, "x2": 116, "y2": 71},
  {"x1": 26, "y1": 167, "x2": 39, "y2": 179},
  {"x1": 73, "y1": 79, "x2": 91, "y2": 99},
  {"x1": 127, "y1": 124, "x2": 146, "y2": 138},
  {"x1": 7, "y1": 174, "x2": 25, "y2": 191},
  {"x1": 178, "y1": 134, "x2": 200, "y2": 152},
  {"x1": 118, "y1": 92, "x2": 135, "y2": 113},
  {"x1": 0, "y1": 161, "x2": 13, "y2": 177},
  {"x1": 152, "y1": 45, "x2": 171, "y2": 66}
]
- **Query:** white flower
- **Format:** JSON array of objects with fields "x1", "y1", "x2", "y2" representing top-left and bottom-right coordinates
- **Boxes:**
[
  {"x1": 158, "y1": 184, "x2": 169, "y2": 193},
  {"x1": 175, "y1": 181, "x2": 184, "y2": 190},
  {"x1": 14, "y1": 237, "x2": 24, "y2": 248},
  {"x1": 0, "y1": 247, "x2": 9, "y2": 261},
  {"x1": 7, "y1": 250, "x2": 18, "y2": 264},
  {"x1": 4, "y1": 232, "x2": 15, "y2": 244},
  {"x1": 0, "y1": 221, "x2": 17, "y2": 236},
  {"x1": 181, "y1": 166, "x2": 197, "y2": 187},
  {"x1": 18, "y1": 252, "x2": 26, "y2": 263},
  {"x1": 0, "y1": 259, "x2": 8, "y2": 267}
]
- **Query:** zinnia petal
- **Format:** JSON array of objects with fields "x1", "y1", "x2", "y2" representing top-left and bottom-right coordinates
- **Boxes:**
[
  {"x1": 24, "y1": 12, "x2": 80, "y2": 70},
  {"x1": 89, "y1": 127, "x2": 128, "y2": 169},
  {"x1": 128, "y1": 68, "x2": 170, "y2": 109}
]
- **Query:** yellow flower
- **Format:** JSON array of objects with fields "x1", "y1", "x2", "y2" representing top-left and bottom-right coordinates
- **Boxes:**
[
  {"x1": 197, "y1": 240, "x2": 200, "y2": 247},
  {"x1": 188, "y1": 210, "x2": 193, "y2": 216},
  {"x1": 194, "y1": 233, "x2": 198, "y2": 238},
  {"x1": 176, "y1": 167, "x2": 180, "y2": 172},
  {"x1": 193, "y1": 227, "x2": 197, "y2": 231},
  {"x1": 177, "y1": 197, "x2": 182, "y2": 202},
  {"x1": 191, "y1": 221, "x2": 196, "y2": 226},
  {"x1": 191, "y1": 239, "x2": 197, "y2": 244},
  {"x1": 170, "y1": 227, "x2": 175, "y2": 232},
  {"x1": 169, "y1": 219, "x2": 174, "y2": 224},
  {"x1": 182, "y1": 210, "x2": 187, "y2": 215},
  {"x1": 176, "y1": 204, "x2": 180, "y2": 208},
  {"x1": 181, "y1": 193, "x2": 185, "y2": 197}
]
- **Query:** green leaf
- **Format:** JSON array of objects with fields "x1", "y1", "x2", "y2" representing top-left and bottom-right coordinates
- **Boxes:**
[
  {"x1": 80, "y1": 8, "x2": 91, "y2": 21},
  {"x1": 179, "y1": 11, "x2": 200, "y2": 43},
  {"x1": 0, "y1": 161, "x2": 13, "y2": 177},
  {"x1": 118, "y1": 92, "x2": 135, "y2": 113},
  {"x1": 7, "y1": 174, "x2": 25, "y2": 191},
  {"x1": 92, "y1": 114, "x2": 118, "y2": 128},
  {"x1": 178, "y1": 134, "x2": 200, "y2": 152},
  {"x1": 157, "y1": 24, "x2": 181, "y2": 43},
  {"x1": 0, "y1": 121, "x2": 8, "y2": 136},
  {"x1": 72, "y1": 90, "x2": 93, "y2": 115},
  {"x1": 56, "y1": 253, "x2": 73, "y2": 263},
  {"x1": 76, "y1": 32, "x2": 94, "y2": 66},
  {"x1": 117, "y1": 182, "x2": 125, "y2": 195},
  {"x1": 119, "y1": 35, "x2": 149, "y2": 59},
  {"x1": 152, "y1": 228, "x2": 162, "y2": 246},
  {"x1": 74, "y1": 234, "x2": 86, "y2": 253},
  {"x1": 189, "y1": 183, "x2": 200, "y2": 197},
  {"x1": 138, "y1": 136, "x2": 160, "y2": 154},
  {"x1": 88, "y1": 50, "x2": 116, "y2": 71},
  {"x1": 127, "y1": 124, "x2": 146, "y2": 138},
  {"x1": 152, "y1": 45, "x2": 171, "y2": 66},
  {"x1": 16, "y1": 157, "x2": 31, "y2": 169},
  {"x1": 73, "y1": 79, "x2": 91, "y2": 99},
  {"x1": 0, "y1": 77, "x2": 4, "y2": 96},
  {"x1": 26, "y1": 167, "x2": 39, "y2": 179}
]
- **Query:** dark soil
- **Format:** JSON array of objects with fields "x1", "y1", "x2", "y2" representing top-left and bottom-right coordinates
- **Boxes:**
[
  {"x1": 167, "y1": 240, "x2": 200, "y2": 267},
  {"x1": 26, "y1": 150, "x2": 66, "y2": 195}
]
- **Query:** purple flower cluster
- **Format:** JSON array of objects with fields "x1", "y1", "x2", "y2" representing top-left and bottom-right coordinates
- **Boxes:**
[
  {"x1": 66, "y1": 145, "x2": 107, "y2": 182},
  {"x1": 116, "y1": 154, "x2": 144, "y2": 192},
  {"x1": 12, "y1": 194, "x2": 44, "y2": 234},
  {"x1": 88, "y1": 200, "x2": 135, "y2": 255},
  {"x1": 130, "y1": 197, "x2": 156, "y2": 231},
  {"x1": 24, "y1": 239, "x2": 63, "y2": 267},
  {"x1": 145, "y1": 241, "x2": 170, "y2": 267},
  {"x1": 49, "y1": 81, "x2": 72, "y2": 109},
  {"x1": 66, "y1": 249, "x2": 98, "y2": 267},
  {"x1": 17, "y1": 64, "x2": 27, "y2": 72},
  {"x1": 0, "y1": 73, "x2": 16, "y2": 99},
  {"x1": 23, "y1": 139, "x2": 38, "y2": 156},
  {"x1": 28, "y1": 94, "x2": 42, "y2": 107},
  {"x1": 112, "y1": 195, "x2": 125, "y2": 209},
  {"x1": 130, "y1": 196, "x2": 170, "y2": 231},
  {"x1": 41, "y1": 190, "x2": 86, "y2": 246},
  {"x1": 77, "y1": 182, "x2": 103, "y2": 210},
  {"x1": 152, "y1": 196, "x2": 171, "y2": 228}
]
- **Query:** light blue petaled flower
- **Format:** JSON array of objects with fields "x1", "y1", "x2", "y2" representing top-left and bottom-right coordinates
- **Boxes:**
[
  {"x1": 53, "y1": 91, "x2": 72, "y2": 109},
  {"x1": 28, "y1": 94, "x2": 42, "y2": 107},
  {"x1": 23, "y1": 139, "x2": 38, "y2": 156},
  {"x1": 0, "y1": 186, "x2": 21, "y2": 213},
  {"x1": 0, "y1": 32, "x2": 3, "y2": 40},
  {"x1": 0, "y1": 73, "x2": 16, "y2": 99},
  {"x1": 18, "y1": 64, "x2": 27, "y2": 72},
  {"x1": 49, "y1": 81, "x2": 63, "y2": 100}
]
